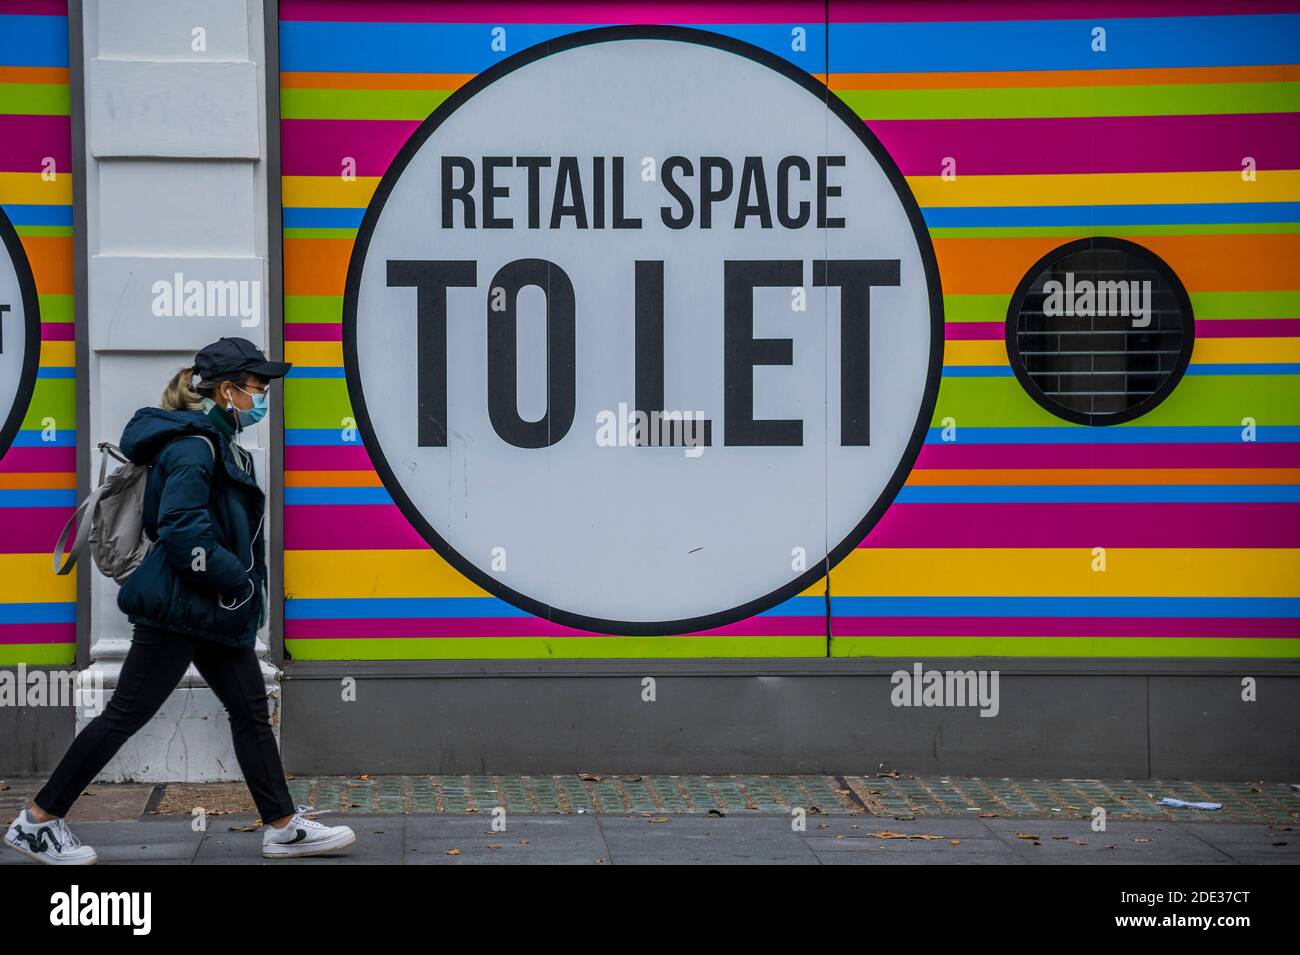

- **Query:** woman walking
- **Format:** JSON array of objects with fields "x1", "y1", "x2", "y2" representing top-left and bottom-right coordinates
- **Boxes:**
[{"x1": 4, "y1": 336, "x2": 355, "y2": 864}]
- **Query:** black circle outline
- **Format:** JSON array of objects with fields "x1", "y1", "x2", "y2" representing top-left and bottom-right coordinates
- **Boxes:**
[
  {"x1": 1004, "y1": 236, "x2": 1195, "y2": 427},
  {"x1": 0, "y1": 205, "x2": 42, "y2": 463},
  {"x1": 342, "y1": 25, "x2": 945, "y2": 636}
]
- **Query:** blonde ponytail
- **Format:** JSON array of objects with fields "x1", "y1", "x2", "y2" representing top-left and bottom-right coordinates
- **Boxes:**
[{"x1": 161, "y1": 366, "x2": 205, "y2": 411}]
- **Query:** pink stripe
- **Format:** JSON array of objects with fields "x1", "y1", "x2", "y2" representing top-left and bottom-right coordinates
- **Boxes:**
[
  {"x1": 285, "y1": 322, "x2": 342, "y2": 341},
  {"x1": 285, "y1": 615, "x2": 824, "y2": 638},
  {"x1": 0, "y1": 508, "x2": 71, "y2": 553},
  {"x1": 280, "y1": 119, "x2": 419, "y2": 178},
  {"x1": 285, "y1": 504, "x2": 425, "y2": 548},
  {"x1": 285, "y1": 445, "x2": 374, "y2": 471},
  {"x1": 915, "y1": 442, "x2": 1300, "y2": 469},
  {"x1": 862, "y1": 503, "x2": 1300, "y2": 547},
  {"x1": 833, "y1": 617, "x2": 1299, "y2": 637},
  {"x1": 0, "y1": 0, "x2": 66, "y2": 15},
  {"x1": 832, "y1": 1, "x2": 1300, "y2": 22},
  {"x1": 949, "y1": 319, "x2": 1300, "y2": 341},
  {"x1": 40, "y1": 322, "x2": 74, "y2": 340},
  {"x1": 0, "y1": 447, "x2": 75, "y2": 472},
  {"x1": 1195, "y1": 318, "x2": 1300, "y2": 338},
  {"x1": 869, "y1": 114, "x2": 1300, "y2": 177},
  {"x1": 0, "y1": 116, "x2": 72, "y2": 174},
  {"x1": 946, "y1": 322, "x2": 1003, "y2": 340},
  {"x1": 280, "y1": 1, "x2": 825, "y2": 23},
  {"x1": 0, "y1": 623, "x2": 75, "y2": 646}
]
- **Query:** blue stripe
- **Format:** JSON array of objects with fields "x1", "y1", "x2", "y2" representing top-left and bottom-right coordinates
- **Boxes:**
[
  {"x1": 286, "y1": 366, "x2": 345, "y2": 378},
  {"x1": 924, "y1": 425, "x2": 1300, "y2": 444},
  {"x1": 828, "y1": 15, "x2": 1300, "y2": 72},
  {"x1": 943, "y1": 366, "x2": 1014, "y2": 377},
  {"x1": 36, "y1": 367, "x2": 75, "y2": 378},
  {"x1": 281, "y1": 22, "x2": 826, "y2": 74},
  {"x1": 0, "y1": 602, "x2": 76, "y2": 625},
  {"x1": 0, "y1": 14, "x2": 69, "y2": 68},
  {"x1": 1, "y1": 204, "x2": 74, "y2": 227},
  {"x1": 283, "y1": 207, "x2": 365, "y2": 228},
  {"x1": 1186, "y1": 363, "x2": 1300, "y2": 375},
  {"x1": 12, "y1": 429, "x2": 76, "y2": 448},
  {"x1": 283, "y1": 594, "x2": 1300, "y2": 620},
  {"x1": 923, "y1": 203, "x2": 1300, "y2": 228},
  {"x1": 285, "y1": 486, "x2": 392, "y2": 505},
  {"x1": 0, "y1": 489, "x2": 76, "y2": 507},
  {"x1": 285, "y1": 428, "x2": 365, "y2": 446},
  {"x1": 895, "y1": 484, "x2": 1300, "y2": 504}
]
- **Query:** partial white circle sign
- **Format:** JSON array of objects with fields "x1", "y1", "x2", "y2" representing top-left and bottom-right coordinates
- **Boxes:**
[
  {"x1": 344, "y1": 27, "x2": 942, "y2": 634},
  {"x1": 0, "y1": 207, "x2": 40, "y2": 461}
]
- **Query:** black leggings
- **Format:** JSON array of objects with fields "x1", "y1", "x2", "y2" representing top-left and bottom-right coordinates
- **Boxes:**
[{"x1": 36, "y1": 624, "x2": 296, "y2": 824}]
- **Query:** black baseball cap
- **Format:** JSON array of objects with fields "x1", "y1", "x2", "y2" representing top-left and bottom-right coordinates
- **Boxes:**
[{"x1": 193, "y1": 337, "x2": 292, "y2": 382}]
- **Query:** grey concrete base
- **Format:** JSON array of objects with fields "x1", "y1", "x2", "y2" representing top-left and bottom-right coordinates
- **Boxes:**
[
  {"x1": 277, "y1": 661, "x2": 1300, "y2": 780},
  {"x1": 0, "y1": 697, "x2": 74, "y2": 777},
  {"x1": 0, "y1": 814, "x2": 1294, "y2": 865}
]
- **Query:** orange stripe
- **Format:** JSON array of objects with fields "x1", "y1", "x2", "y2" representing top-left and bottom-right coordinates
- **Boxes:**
[
  {"x1": 934, "y1": 233, "x2": 1300, "y2": 295},
  {"x1": 284, "y1": 238, "x2": 352, "y2": 296},
  {"x1": 908, "y1": 468, "x2": 1300, "y2": 487},
  {"x1": 0, "y1": 66, "x2": 70, "y2": 85},
  {"x1": 0, "y1": 472, "x2": 76, "y2": 489},
  {"x1": 19, "y1": 235, "x2": 72, "y2": 296},
  {"x1": 829, "y1": 64, "x2": 1296, "y2": 90},
  {"x1": 284, "y1": 470, "x2": 383, "y2": 487},
  {"x1": 281, "y1": 71, "x2": 472, "y2": 90}
]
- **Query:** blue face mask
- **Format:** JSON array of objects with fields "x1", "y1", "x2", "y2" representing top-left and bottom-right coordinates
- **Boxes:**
[{"x1": 227, "y1": 383, "x2": 269, "y2": 428}]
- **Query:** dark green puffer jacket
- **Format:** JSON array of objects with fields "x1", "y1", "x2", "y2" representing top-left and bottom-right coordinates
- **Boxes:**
[{"x1": 115, "y1": 405, "x2": 266, "y2": 649}]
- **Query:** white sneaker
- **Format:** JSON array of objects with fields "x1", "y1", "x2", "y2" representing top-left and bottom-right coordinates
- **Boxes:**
[
  {"x1": 4, "y1": 808, "x2": 98, "y2": 865},
  {"x1": 262, "y1": 805, "x2": 356, "y2": 859}
]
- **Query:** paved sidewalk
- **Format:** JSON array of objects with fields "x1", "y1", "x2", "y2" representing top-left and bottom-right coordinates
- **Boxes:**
[{"x1": 2, "y1": 774, "x2": 1295, "y2": 864}]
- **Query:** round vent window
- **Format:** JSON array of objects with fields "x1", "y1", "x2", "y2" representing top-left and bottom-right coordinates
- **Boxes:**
[{"x1": 1006, "y1": 237, "x2": 1194, "y2": 426}]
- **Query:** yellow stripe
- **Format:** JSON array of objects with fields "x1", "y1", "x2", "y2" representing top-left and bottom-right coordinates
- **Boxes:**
[
  {"x1": 285, "y1": 340, "x2": 343, "y2": 366},
  {"x1": 285, "y1": 547, "x2": 1300, "y2": 600},
  {"x1": 829, "y1": 548, "x2": 1300, "y2": 598},
  {"x1": 282, "y1": 175, "x2": 380, "y2": 208},
  {"x1": 0, "y1": 554, "x2": 75, "y2": 603},
  {"x1": 944, "y1": 337, "x2": 1300, "y2": 366},
  {"x1": 40, "y1": 339, "x2": 74, "y2": 367},
  {"x1": 907, "y1": 170, "x2": 1300, "y2": 208},
  {"x1": 0, "y1": 171, "x2": 73, "y2": 205},
  {"x1": 1193, "y1": 337, "x2": 1300, "y2": 363},
  {"x1": 286, "y1": 549, "x2": 489, "y2": 598}
]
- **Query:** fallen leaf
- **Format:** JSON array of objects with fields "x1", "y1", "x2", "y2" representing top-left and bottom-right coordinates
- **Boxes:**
[
  {"x1": 650, "y1": 817, "x2": 670, "y2": 823},
  {"x1": 578, "y1": 773, "x2": 603, "y2": 782},
  {"x1": 877, "y1": 771, "x2": 901, "y2": 779},
  {"x1": 949, "y1": 839, "x2": 960, "y2": 845},
  {"x1": 707, "y1": 808, "x2": 725, "y2": 818},
  {"x1": 1015, "y1": 833, "x2": 1041, "y2": 840},
  {"x1": 977, "y1": 812, "x2": 998, "y2": 818},
  {"x1": 1073, "y1": 840, "x2": 1087, "y2": 846},
  {"x1": 445, "y1": 849, "x2": 460, "y2": 856},
  {"x1": 486, "y1": 844, "x2": 500, "y2": 850},
  {"x1": 1134, "y1": 837, "x2": 1152, "y2": 844},
  {"x1": 816, "y1": 823, "x2": 830, "y2": 830},
  {"x1": 518, "y1": 839, "x2": 529, "y2": 845},
  {"x1": 227, "y1": 822, "x2": 262, "y2": 832},
  {"x1": 1052, "y1": 835, "x2": 1069, "y2": 840},
  {"x1": 868, "y1": 831, "x2": 945, "y2": 840}
]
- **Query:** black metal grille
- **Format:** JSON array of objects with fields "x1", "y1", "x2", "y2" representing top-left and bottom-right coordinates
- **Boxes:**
[{"x1": 1012, "y1": 248, "x2": 1189, "y2": 419}]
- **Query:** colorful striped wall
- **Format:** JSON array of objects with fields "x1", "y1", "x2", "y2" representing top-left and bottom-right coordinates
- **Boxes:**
[
  {"x1": 278, "y1": 0, "x2": 1300, "y2": 660},
  {"x1": 0, "y1": 0, "x2": 74, "y2": 667}
]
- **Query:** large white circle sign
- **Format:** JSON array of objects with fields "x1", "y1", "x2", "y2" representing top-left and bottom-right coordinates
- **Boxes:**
[
  {"x1": 0, "y1": 207, "x2": 40, "y2": 461},
  {"x1": 343, "y1": 26, "x2": 943, "y2": 635}
]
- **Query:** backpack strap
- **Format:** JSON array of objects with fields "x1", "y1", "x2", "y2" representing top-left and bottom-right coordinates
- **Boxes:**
[{"x1": 51, "y1": 436, "x2": 215, "y2": 576}]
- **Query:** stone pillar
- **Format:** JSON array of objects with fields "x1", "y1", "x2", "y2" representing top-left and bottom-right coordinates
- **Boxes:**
[{"x1": 78, "y1": 0, "x2": 277, "y2": 781}]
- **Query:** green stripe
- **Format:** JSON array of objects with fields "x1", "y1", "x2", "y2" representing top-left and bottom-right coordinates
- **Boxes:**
[
  {"x1": 284, "y1": 227, "x2": 359, "y2": 240},
  {"x1": 286, "y1": 295, "x2": 343, "y2": 324},
  {"x1": 280, "y1": 87, "x2": 452, "y2": 121},
  {"x1": 839, "y1": 82, "x2": 1300, "y2": 120},
  {"x1": 286, "y1": 635, "x2": 825, "y2": 660},
  {"x1": 285, "y1": 378, "x2": 353, "y2": 427},
  {"x1": 832, "y1": 637, "x2": 1300, "y2": 658},
  {"x1": 0, "y1": 646, "x2": 75, "y2": 666},
  {"x1": 945, "y1": 291, "x2": 1300, "y2": 324},
  {"x1": 15, "y1": 225, "x2": 73, "y2": 238},
  {"x1": 0, "y1": 83, "x2": 70, "y2": 116},
  {"x1": 1191, "y1": 290, "x2": 1300, "y2": 319},
  {"x1": 930, "y1": 223, "x2": 1300, "y2": 239},
  {"x1": 38, "y1": 294, "x2": 72, "y2": 323},
  {"x1": 933, "y1": 375, "x2": 1300, "y2": 427},
  {"x1": 20, "y1": 379, "x2": 74, "y2": 428}
]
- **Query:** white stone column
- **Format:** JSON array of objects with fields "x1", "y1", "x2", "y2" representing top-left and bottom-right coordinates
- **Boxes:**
[{"x1": 78, "y1": 0, "x2": 279, "y2": 781}]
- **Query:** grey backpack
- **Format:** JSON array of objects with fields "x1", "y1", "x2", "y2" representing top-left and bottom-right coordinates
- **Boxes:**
[{"x1": 53, "y1": 434, "x2": 215, "y2": 583}]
